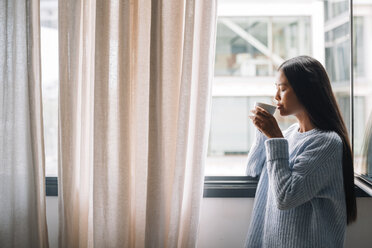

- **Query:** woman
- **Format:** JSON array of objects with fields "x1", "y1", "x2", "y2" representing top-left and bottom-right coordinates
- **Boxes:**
[{"x1": 244, "y1": 55, "x2": 357, "y2": 248}]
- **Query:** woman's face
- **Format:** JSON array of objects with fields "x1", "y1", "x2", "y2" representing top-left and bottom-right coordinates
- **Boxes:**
[{"x1": 274, "y1": 69, "x2": 304, "y2": 116}]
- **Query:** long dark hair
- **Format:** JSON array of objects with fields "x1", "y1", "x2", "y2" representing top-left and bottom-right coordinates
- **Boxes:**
[{"x1": 278, "y1": 55, "x2": 357, "y2": 225}]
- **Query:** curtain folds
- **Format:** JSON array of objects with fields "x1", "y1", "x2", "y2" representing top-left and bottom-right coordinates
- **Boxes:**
[
  {"x1": 0, "y1": 0, "x2": 49, "y2": 247},
  {"x1": 58, "y1": 0, "x2": 217, "y2": 247}
]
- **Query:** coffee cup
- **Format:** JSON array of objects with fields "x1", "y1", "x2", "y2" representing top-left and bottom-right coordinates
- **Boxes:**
[{"x1": 254, "y1": 101, "x2": 277, "y2": 115}]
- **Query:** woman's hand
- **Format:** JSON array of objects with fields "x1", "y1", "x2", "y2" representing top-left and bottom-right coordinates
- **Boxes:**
[{"x1": 248, "y1": 106, "x2": 284, "y2": 139}]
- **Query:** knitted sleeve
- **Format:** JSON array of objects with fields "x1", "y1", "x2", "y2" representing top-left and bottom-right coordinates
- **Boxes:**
[
  {"x1": 245, "y1": 128, "x2": 268, "y2": 177},
  {"x1": 263, "y1": 132, "x2": 343, "y2": 210}
]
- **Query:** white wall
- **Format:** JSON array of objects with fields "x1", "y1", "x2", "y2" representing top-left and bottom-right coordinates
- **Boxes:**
[
  {"x1": 46, "y1": 197, "x2": 58, "y2": 248},
  {"x1": 197, "y1": 198, "x2": 372, "y2": 248},
  {"x1": 197, "y1": 198, "x2": 253, "y2": 248},
  {"x1": 46, "y1": 197, "x2": 372, "y2": 248}
]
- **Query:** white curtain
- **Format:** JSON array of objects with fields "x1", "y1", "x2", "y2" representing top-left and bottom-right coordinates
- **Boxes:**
[
  {"x1": 58, "y1": 0, "x2": 217, "y2": 247},
  {"x1": 0, "y1": 0, "x2": 49, "y2": 247}
]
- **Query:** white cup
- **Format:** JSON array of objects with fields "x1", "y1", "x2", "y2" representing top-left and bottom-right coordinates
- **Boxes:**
[{"x1": 254, "y1": 101, "x2": 277, "y2": 115}]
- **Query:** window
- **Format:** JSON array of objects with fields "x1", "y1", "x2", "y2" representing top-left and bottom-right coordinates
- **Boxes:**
[
  {"x1": 206, "y1": 0, "x2": 352, "y2": 176},
  {"x1": 37, "y1": 0, "x2": 371, "y2": 195},
  {"x1": 41, "y1": 0, "x2": 58, "y2": 177},
  {"x1": 205, "y1": 0, "x2": 372, "y2": 197}
]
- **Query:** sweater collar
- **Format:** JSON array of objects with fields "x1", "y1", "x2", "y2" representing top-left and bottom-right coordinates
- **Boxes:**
[{"x1": 293, "y1": 122, "x2": 320, "y2": 137}]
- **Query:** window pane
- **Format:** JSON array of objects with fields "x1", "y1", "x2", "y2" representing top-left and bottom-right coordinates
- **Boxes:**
[
  {"x1": 41, "y1": 0, "x2": 58, "y2": 177},
  {"x1": 353, "y1": 1, "x2": 372, "y2": 181},
  {"x1": 215, "y1": 16, "x2": 311, "y2": 77},
  {"x1": 206, "y1": 0, "x2": 351, "y2": 176}
]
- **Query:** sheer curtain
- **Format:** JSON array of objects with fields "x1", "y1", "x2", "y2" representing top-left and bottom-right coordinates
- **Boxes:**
[
  {"x1": 58, "y1": 0, "x2": 217, "y2": 247},
  {"x1": 0, "y1": 0, "x2": 49, "y2": 247}
]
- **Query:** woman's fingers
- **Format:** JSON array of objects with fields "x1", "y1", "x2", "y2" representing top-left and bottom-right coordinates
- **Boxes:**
[
  {"x1": 249, "y1": 115, "x2": 264, "y2": 132},
  {"x1": 250, "y1": 110, "x2": 265, "y2": 121},
  {"x1": 249, "y1": 106, "x2": 281, "y2": 138},
  {"x1": 251, "y1": 109, "x2": 267, "y2": 118},
  {"x1": 249, "y1": 115, "x2": 264, "y2": 130},
  {"x1": 251, "y1": 108, "x2": 269, "y2": 119},
  {"x1": 255, "y1": 106, "x2": 271, "y2": 117},
  {"x1": 249, "y1": 113, "x2": 262, "y2": 120}
]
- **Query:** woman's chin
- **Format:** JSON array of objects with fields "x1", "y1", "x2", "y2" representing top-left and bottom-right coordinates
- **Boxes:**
[{"x1": 278, "y1": 108, "x2": 287, "y2": 116}]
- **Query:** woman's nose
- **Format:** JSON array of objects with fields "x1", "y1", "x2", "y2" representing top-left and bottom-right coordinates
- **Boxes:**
[{"x1": 274, "y1": 90, "x2": 280, "y2": 102}]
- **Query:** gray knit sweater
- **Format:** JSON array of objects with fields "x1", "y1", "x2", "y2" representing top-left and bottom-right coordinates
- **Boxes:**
[{"x1": 244, "y1": 122, "x2": 347, "y2": 248}]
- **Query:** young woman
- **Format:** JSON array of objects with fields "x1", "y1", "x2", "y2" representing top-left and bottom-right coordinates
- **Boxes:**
[{"x1": 244, "y1": 55, "x2": 357, "y2": 248}]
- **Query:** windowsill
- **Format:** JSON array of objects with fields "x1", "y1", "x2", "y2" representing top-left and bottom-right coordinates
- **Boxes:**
[
  {"x1": 354, "y1": 175, "x2": 372, "y2": 197},
  {"x1": 45, "y1": 175, "x2": 372, "y2": 197},
  {"x1": 203, "y1": 176, "x2": 259, "y2": 197},
  {"x1": 203, "y1": 175, "x2": 371, "y2": 198},
  {"x1": 46, "y1": 177, "x2": 58, "y2": 196}
]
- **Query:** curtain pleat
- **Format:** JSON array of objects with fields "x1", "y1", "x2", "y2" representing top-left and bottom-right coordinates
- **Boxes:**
[{"x1": 0, "y1": 0, "x2": 49, "y2": 247}]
